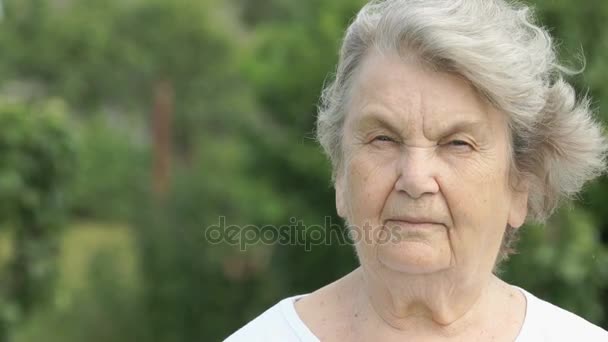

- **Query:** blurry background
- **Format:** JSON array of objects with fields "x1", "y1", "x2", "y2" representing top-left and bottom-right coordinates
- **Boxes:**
[{"x1": 0, "y1": 0, "x2": 607, "y2": 341}]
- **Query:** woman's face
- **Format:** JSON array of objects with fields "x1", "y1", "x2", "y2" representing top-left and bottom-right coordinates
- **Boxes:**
[{"x1": 336, "y1": 51, "x2": 528, "y2": 276}]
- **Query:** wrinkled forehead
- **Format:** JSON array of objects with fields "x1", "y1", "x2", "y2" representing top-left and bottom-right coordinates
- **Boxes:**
[{"x1": 343, "y1": 51, "x2": 508, "y2": 140}]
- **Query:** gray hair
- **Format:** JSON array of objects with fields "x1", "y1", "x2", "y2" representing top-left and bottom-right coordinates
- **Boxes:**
[{"x1": 316, "y1": 0, "x2": 608, "y2": 261}]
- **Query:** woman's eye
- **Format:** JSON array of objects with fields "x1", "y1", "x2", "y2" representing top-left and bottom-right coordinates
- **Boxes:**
[
  {"x1": 447, "y1": 140, "x2": 473, "y2": 149},
  {"x1": 372, "y1": 135, "x2": 395, "y2": 143}
]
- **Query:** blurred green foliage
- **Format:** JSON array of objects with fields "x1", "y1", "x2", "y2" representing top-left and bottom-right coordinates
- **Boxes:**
[
  {"x1": 68, "y1": 115, "x2": 149, "y2": 220},
  {"x1": 0, "y1": 103, "x2": 75, "y2": 341},
  {"x1": 0, "y1": 0, "x2": 606, "y2": 341}
]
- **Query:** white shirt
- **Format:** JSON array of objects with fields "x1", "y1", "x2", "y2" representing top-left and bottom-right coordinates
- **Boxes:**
[{"x1": 224, "y1": 286, "x2": 608, "y2": 341}]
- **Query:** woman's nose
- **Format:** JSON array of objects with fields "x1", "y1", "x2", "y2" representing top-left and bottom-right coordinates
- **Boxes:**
[{"x1": 394, "y1": 146, "x2": 440, "y2": 199}]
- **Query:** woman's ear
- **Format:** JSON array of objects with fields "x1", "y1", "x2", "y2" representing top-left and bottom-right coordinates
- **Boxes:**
[{"x1": 508, "y1": 179, "x2": 529, "y2": 229}]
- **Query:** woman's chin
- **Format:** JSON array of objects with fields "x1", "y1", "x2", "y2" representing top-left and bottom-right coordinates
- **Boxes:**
[{"x1": 376, "y1": 241, "x2": 450, "y2": 274}]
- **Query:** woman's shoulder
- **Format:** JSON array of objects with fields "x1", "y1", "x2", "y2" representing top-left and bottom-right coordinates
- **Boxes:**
[
  {"x1": 515, "y1": 286, "x2": 608, "y2": 341},
  {"x1": 223, "y1": 294, "x2": 318, "y2": 342}
]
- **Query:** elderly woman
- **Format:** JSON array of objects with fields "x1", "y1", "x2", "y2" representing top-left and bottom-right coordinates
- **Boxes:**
[{"x1": 227, "y1": 0, "x2": 608, "y2": 340}]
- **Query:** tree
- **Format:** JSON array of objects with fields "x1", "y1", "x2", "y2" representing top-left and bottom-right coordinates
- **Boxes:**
[{"x1": 0, "y1": 103, "x2": 75, "y2": 341}]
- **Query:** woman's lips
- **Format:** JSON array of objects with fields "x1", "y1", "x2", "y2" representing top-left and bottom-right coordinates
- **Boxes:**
[
  {"x1": 385, "y1": 219, "x2": 439, "y2": 227},
  {"x1": 385, "y1": 219, "x2": 441, "y2": 229}
]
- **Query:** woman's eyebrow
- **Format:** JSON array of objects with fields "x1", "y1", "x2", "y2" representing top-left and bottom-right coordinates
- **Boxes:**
[
  {"x1": 354, "y1": 114, "x2": 398, "y2": 132},
  {"x1": 353, "y1": 111, "x2": 489, "y2": 139},
  {"x1": 439, "y1": 120, "x2": 489, "y2": 138}
]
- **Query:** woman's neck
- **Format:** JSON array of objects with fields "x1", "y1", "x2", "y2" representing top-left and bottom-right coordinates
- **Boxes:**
[
  {"x1": 351, "y1": 266, "x2": 505, "y2": 338},
  {"x1": 294, "y1": 267, "x2": 525, "y2": 342}
]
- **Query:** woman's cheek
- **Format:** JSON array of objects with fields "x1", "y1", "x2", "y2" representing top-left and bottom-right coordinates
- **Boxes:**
[{"x1": 346, "y1": 161, "x2": 392, "y2": 224}]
